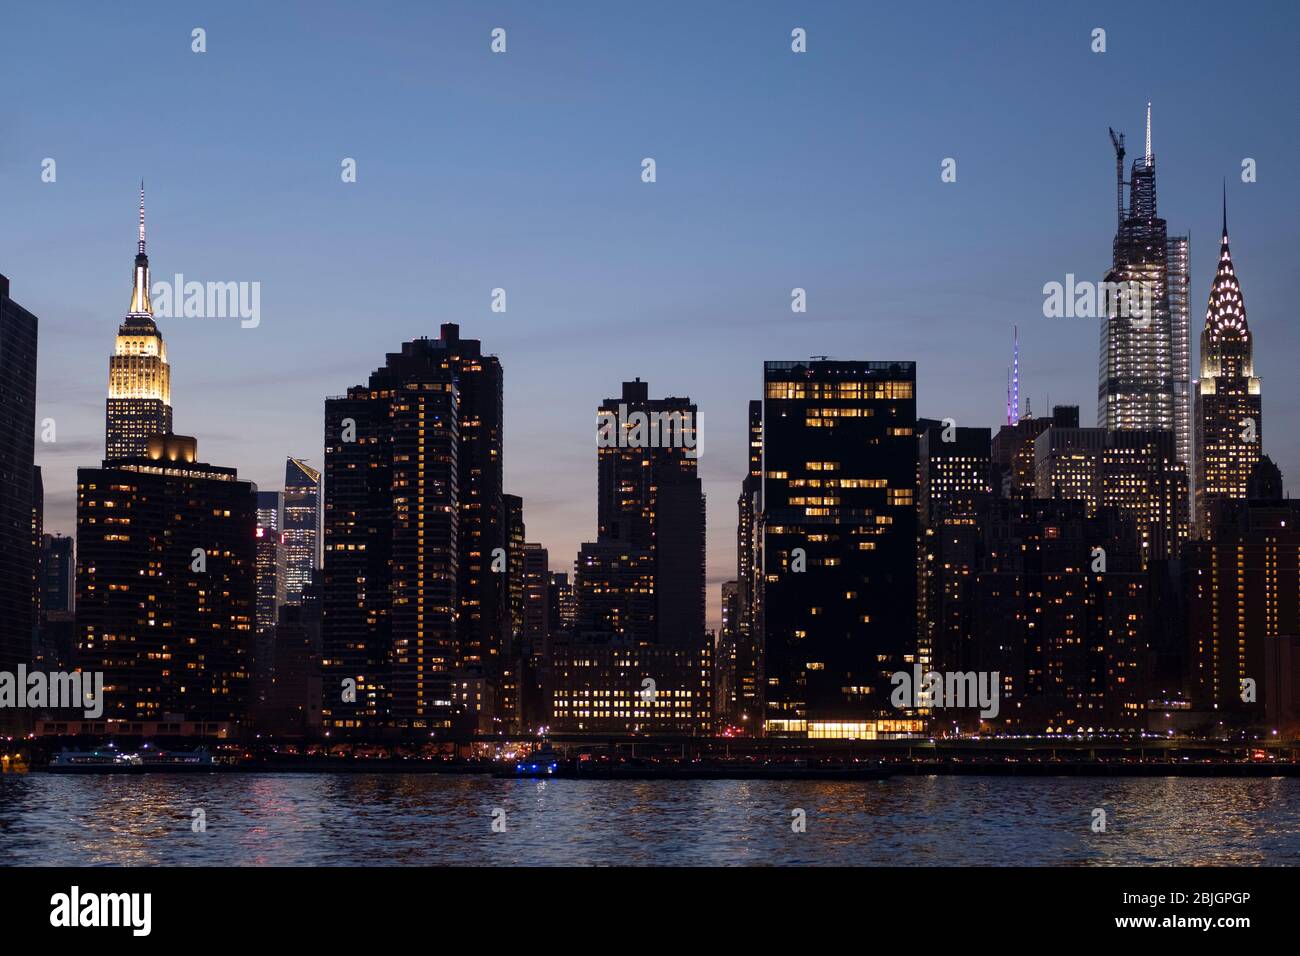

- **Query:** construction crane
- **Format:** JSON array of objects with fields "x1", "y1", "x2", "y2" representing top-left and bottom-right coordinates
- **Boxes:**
[{"x1": 1108, "y1": 127, "x2": 1126, "y2": 228}]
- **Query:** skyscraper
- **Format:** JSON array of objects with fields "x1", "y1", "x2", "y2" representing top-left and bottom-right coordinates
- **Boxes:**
[
  {"x1": 759, "y1": 359, "x2": 920, "y2": 739},
  {"x1": 1033, "y1": 425, "x2": 1188, "y2": 562},
  {"x1": 972, "y1": 499, "x2": 1148, "y2": 732},
  {"x1": 1167, "y1": 233, "x2": 1192, "y2": 472},
  {"x1": 501, "y1": 493, "x2": 526, "y2": 729},
  {"x1": 1187, "y1": 500, "x2": 1300, "y2": 717},
  {"x1": 106, "y1": 185, "x2": 173, "y2": 460},
  {"x1": 428, "y1": 325, "x2": 506, "y2": 697},
  {"x1": 1098, "y1": 108, "x2": 1187, "y2": 472},
  {"x1": 918, "y1": 421, "x2": 993, "y2": 678},
  {"x1": 734, "y1": 399, "x2": 763, "y2": 731},
  {"x1": 0, "y1": 274, "x2": 38, "y2": 704},
  {"x1": 77, "y1": 434, "x2": 257, "y2": 730},
  {"x1": 595, "y1": 379, "x2": 706, "y2": 645},
  {"x1": 322, "y1": 339, "x2": 460, "y2": 735},
  {"x1": 519, "y1": 541, "x2": 550, "y2": 730},
  {"x1": 40, "y1": 533, "x2": 75, "y2": 616},
  {"x1": 991, "y1": 405, "x2": 1079, "y2": 498},
  {"x1": 255, "y1": 490, "x2": 286, "y2": 632},
  {"x1": 283, "y1": 458, "x2": 320, "y2": 605},
  {"x1": 1194, "y1": 196, "x2": 1262, "y2": 536},
  {"x1": 550, "y1": 380, "x2": 710, "y2": 734}
]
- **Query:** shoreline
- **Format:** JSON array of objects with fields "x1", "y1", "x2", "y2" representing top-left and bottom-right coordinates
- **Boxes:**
[{"x1": 21, "y1": 760, "x2": 1300, "y2": 778}]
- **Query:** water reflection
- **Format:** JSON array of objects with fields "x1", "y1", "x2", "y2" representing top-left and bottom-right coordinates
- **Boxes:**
[{"x1": 1, "y1": 774, "x2": 1296, "y2": 866}]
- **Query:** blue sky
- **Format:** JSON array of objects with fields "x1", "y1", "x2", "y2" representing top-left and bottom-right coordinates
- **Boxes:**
[{"x1": 4, "y1": 0, "x2": 1298, "y2": 627}]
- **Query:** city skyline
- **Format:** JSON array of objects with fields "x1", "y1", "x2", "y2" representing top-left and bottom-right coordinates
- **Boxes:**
[{"x1": 8, "y1": 2, "x2": 1300, "y2": 631}]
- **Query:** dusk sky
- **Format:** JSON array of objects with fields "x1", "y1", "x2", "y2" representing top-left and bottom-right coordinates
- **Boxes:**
[{"x1": 4, "y1": 0, "x2": 1298, "y2": 628}]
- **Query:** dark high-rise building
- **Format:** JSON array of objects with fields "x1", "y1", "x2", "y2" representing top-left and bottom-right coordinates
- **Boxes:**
[
  {"x1": 595, "y1": 379, "x2": 705, "y2": 644},
  {"x1": 323, "y1": 339, "x2": 460, "y2": 735},
  {"x1": 991, "y1": 406, "x2": 1078, "y2": 498},
  {"x1": 499, "y1": 494, "x2": 526, "y2": 729},
  {"x1": 521, "y1": 543, "x2": 550, "y2": 657},
  {"x1": 504, "y1": 495, "x2": 525, "y2": 644},
  {"x1": 1099, "y1": 108, "x2": 1185, "y2": 452},
  {"x1": 255, "y1": 491, "x2": 286, "y2": 632},
  {"x1": 1187, "y1": 500, "x2": 1300, "y2": 718},
  {"x1": 106, "y1": 186, "x2": 173, "y2": 461},
  {"x1": 1033, "y1": 426, "x2": 1188, "y2": 563},
  {"x1": 40, "y1": 534, "x2": 75, "y2": 616},
  {"x1": 716, "y1": 580, "x2": 740, "y2": 730},
  {"x1": 551, "y1": 380, "x2": 710, "y2": 734},
  {"x1": 519, "y1": 542, "x2": 550, "y2": 730},
  {"x1": 0, "y1": 274, "x2": 38, "y2": 703},
  {"x1": 283, "y1": 457, "x2": 321, "y2": 605},
  {"x1": 759, "y1": 359, "x2": 920, "y2": 739},
  {"x1": 918, "y1": 422, "x2": 993, "y2": 677},
  {"x1": 572, "y1": 541, "x2": 656, "y2": 645},
  {"x1": 77, "y1": 434, "x2": 256, "y2": 729},
  {"x1": 549, "y1": 571, "x2": 575, "y2": 632},
  {"x1": 427, "y1": 325, "x2": 506, "y2": 701},
  {"x1": 32, "y1": 465, "x2": 43, "y2": 638},
  {"x1": 265, "y1": 585, "x2": 323, "y2": 739},
  {"x1": 972, "y1": 498, "x2": 1148, "y2": 732},
  {"x1": 1248, "y1": 456, "x2": 1283, "y2": 501},
  {"x1": 1194, "y1": 198, "x2": 1262, "y2": 536},
  {"x1": 734, "y1": 399, "x2": 763, "y2": 732}
]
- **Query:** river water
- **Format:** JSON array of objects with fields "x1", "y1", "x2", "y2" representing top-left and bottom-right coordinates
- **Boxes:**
[{"x1": 2, "y1": 774, "x2": 1297, "y2": 865}]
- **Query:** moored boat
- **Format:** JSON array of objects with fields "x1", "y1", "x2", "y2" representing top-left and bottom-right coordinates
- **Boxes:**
[{"x1": 47, "y1": 749, "x2": 144, "y2": 774}]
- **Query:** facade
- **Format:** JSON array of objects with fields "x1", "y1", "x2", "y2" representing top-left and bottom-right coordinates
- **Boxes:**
[
  {"x1": 1187, "y1": 500, "x2": 1300, "y2": 719},
  {"x1": 1194, "y1": 201, "x2": 1261, "y2": 536},
  {"x1": 322, "y1": 339, "x2": 459, "y2": 735},
  {"x1": 991, "y1": 406, "x2": 1078, "y2": 498},
  {"x1": 504, "y1": 494, "x2": 530, "y2": 723},
  {"x1": 106, "y1": 187, "x2": 173, "y2": 461},
  {"x1": 1033, "y1": 426, "x2": 1188, "y2": 563},
  {"x1": 265, "y1": 589, "x2": 323, "y2": 738},
  {"x1": 0, "y1": 274, "x2": 38, "y2": 704},
  {"x1": 429, "y1": 325, "x2": 506, "y2": 702},
  {"x1": 759, "y1": 359, "x2": 921, "y2": 739},
  {"x1": 283, "y1": 457, "x2": 320, "y2": 605},
  {"x1": 255, "y1": 491, "x2": 286, "y2": 632},
  {"x1": 733, "y1": 399, "x2": 763, "y2": 732},
  {"x1": 972, "y1": 499, "x2": 1148, "y2": 732},
  {"x1": 918, "y1": 422, "x2": 993, "y2": 679},
  {"x1": 547, "y1": 637, "x2": 711, "y2": 733},
  {"x1": 549, "y1": 571, "x2": 576, "y2": 632},
  {"x1": 76, "y1": 434, "x2": 257, "y2": 726},
  {"x1": 1167, "y1": 233, "x2": 1192, "y2": 473},
  {"x1": 518, "y1": 542, "x2": 550, "y2": 730},
  {"x1": 41, "y1": 534, "x2": 75, "y2": 616},
  {"x1": 715, "y1": 581, "x2": 740, "y2": 730}
]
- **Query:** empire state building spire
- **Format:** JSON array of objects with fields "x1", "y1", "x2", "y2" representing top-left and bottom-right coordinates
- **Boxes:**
[
  {"x1": 128, "y1": 181, "x2": 152, "y2": 316},
  {"x1": 107, "y1": 184, "x2": 172, "y2": 460}
]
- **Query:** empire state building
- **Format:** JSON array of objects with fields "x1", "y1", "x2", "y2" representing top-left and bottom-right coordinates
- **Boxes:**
[{"x1": 106, "y1": 184, "x2": 172, "y2": 460}]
